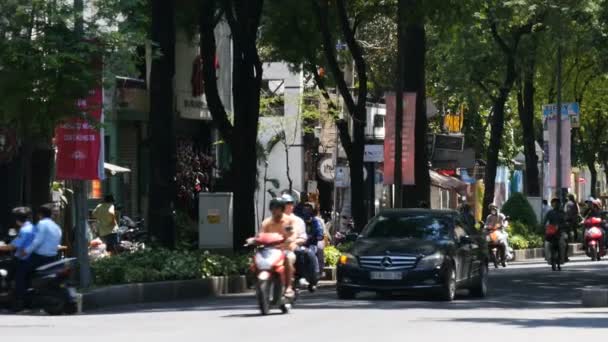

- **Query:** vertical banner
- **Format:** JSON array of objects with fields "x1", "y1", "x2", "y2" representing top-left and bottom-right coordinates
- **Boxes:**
[
  {"x1": 55, "y1": 86, "x2": 103, "y2": 180},
  {"x1": 384, "y1": 92, "x2": 417, "y2": 185}
]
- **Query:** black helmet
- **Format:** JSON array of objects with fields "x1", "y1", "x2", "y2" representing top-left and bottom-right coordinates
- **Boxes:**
[
  {"x1": 11, "y1": 207, "x2": 32, "y2": 223},
  {"x1": 269, "y1": 197, "x2": 286, "y2": 210}
]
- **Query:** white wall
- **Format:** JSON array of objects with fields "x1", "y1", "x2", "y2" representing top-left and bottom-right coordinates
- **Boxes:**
[{"x1": 255, "y1": 63, "x2": 304, "y2": 227}]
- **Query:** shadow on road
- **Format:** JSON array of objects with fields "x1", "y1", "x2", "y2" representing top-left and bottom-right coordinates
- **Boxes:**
[
  {"x1": 82, "y1": 259, "x2": 608, "y2": 316},
  {"x1": 441, "y1": 316, "x2": 608, "y2": 329}
]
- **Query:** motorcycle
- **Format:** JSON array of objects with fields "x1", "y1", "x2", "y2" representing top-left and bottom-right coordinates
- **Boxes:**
[
  {"x1": 584, "y1": 217, "x2": 605, "y2": 261},
  {"x1": 486, "y1": 224, "x2": 507, "y2": 268},
  {"x1": 545, "y1": 224, "x2": 562, "y2": 271},
  {"x1": 115, "y1": 216, "x2": 147, "y2": 253},
  {"x1": 0, "y1": 247, "x2": 78, "y2": 315},
  {"x1": 247, "y1": 232, "x2": 295, "y2": 315}
]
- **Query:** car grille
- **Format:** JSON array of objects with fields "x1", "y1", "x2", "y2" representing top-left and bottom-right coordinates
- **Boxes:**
[{"x1": 358, "y1": 255, "x2": 418, "y2": 270}]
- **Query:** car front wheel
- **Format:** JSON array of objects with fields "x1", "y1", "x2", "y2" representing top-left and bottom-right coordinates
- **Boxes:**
[
  {"x1": 438, "y1": 266, "x2": 456, "y2": 301},
  {"x1": 470, "y1": 262, "x2": 488, "y2": 298}
]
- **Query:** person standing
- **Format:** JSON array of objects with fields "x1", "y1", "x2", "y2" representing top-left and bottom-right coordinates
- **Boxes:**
[
  {"x1": 0, "y1": 207, "x2": 35, "y2": 310},
  {"x1": 93, "y1": 194, "x2": 119, "y2": 252}
]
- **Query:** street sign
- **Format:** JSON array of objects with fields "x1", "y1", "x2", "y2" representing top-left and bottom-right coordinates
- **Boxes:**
[
  {"x1": 433, "y1": 134, "x2": 465, "y2": 152},
  {"x1": 318, "y1": 156, "x2": 335, "y2": 182},
  {"x1": 542, "y1": 102, "x2": 580, "y2": 128},
  {"x1": 364, "y1": 144, "x2": 384, "y2": 162}
]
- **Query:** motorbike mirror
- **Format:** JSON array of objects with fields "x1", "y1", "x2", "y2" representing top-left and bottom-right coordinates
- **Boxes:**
[
  {"x1": 460, "y1": 235, "x2": 473, "y2": 245},
  {"x1": 345, "y1": 233, "x2": 359, "y2": 242}
]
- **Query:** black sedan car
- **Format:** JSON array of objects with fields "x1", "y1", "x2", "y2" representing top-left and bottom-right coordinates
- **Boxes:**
[{"x1": 337, "y1": 209, "x2": 488, "y2": 301}]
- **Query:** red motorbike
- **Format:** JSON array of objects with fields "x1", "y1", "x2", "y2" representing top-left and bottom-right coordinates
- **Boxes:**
[
  {"x1": 247, "y1": 232, "x2": 294, "y2": 315},
  {"x1": 584, "y1": 217, "x2": 606, "y2": 261}
]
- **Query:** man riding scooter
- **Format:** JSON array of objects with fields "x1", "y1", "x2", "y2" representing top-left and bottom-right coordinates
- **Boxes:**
[
  {"x1": 543, "y1": 198, "x2": 568, "y2": 265},
  {"x1": 281, "y1": 194, "x2": 317, "y2": 289},
  {"x1": 484, "y1": 204, "x2": 512, "y2": 264},
  {"x1": 0, "y1": 207, "x2": 35, "y2": 310}
]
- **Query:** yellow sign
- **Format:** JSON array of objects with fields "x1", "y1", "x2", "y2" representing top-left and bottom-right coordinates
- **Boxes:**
[
  {"x1": 443, "y1": 104, "x2": 465, "y2": 133},
  {"x1": 207, "y1": 209, "x2": 221, "y2": 224}
]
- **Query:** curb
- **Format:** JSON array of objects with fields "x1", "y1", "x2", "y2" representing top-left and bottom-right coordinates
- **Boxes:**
[
  {"x1": 81, "y1": 275, "x2": 247, "y2": 312},
  {"x1": 512, "y1": 243, "x2": 583, "y2": 262},
  {"x1": 582, "y1": 286, "x2": 608, "y2": 307}
]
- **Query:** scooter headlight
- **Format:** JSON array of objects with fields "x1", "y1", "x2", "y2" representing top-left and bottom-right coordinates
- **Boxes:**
[{"x1": 339, "y1": 253, "x2": 358, "y2": 266}]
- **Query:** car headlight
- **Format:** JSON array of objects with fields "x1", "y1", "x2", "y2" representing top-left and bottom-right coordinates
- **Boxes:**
[
  {"x1": 339, "y1": 253, "x2": 358, "y2": 266},
  {"x1": 416, "y1": 252, "x2": 444, "y2": 269}
]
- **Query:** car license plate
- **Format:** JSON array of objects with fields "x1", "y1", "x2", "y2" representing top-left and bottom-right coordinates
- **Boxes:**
[{"x1": 370, "y1": 272, "x2": 402, "y2": 280}]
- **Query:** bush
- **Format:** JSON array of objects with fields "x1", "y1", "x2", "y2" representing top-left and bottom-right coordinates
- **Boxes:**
[
  {"x1": 526, "y1": 234, "x2": 544, "y2": 249},
  {"x1": 324, "y1": 246, "x2": 341, "y2": 267},
  {"x1": 501, "y1": 192, "x2": 538, "y2": 227},
  {"x1": 508, "y1": 221, "x2": 531, "y2": 236},
  {"x1": 91, "y1": 249, "x2": 249, "y2": 286},
  {"x1": 336, "y1": 242, "x2": 354, "y2": 253},
  {"x1": 510, "y1": 234, "x2": 530, "y2": 250}
]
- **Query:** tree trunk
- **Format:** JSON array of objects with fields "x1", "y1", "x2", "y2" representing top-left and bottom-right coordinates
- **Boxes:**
[
  {"x1": 148, "y1": 0, "x2": 176, "y2": 247},
  {"x1": 482, "y1": 55, "x2": 517, "y2": 217},
  {"x1": 349, "y1": 117, "x2": 366, "y2": 232},
  {"x1": 589, "y1": 161, "x2": 597, "y2": 198},
  {"x1": 313, "y1": 0, "x2": 368, "y2": 231},
  {"x1": 199, "y1": 0, "x2": 263, "y2": 249},
  {"x1": 401, "y1": 7, "x2": 430, "y2": 207},
  {"x1": 517, "y1": 61, "x2": 540, "y2": 196}
]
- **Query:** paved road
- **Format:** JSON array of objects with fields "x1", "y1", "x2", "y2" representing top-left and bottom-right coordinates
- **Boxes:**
[{"x1": 3, "y1": 256, "x2": 608, "y2": 341}]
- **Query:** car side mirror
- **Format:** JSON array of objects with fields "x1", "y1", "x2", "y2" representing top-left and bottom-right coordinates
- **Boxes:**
[{"x1": 345, "y1": 233, "x2": 359, "y2": 242}]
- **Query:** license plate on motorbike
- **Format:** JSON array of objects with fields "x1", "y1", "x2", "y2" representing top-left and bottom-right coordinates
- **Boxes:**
[{"x1": 370, "y1": 271, "x2": 402, "y2": 280}]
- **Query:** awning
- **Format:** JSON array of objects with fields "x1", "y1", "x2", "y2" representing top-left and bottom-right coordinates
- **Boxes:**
[
  {"x1": 104, "y1": 162, "x2": 131, "y2": 175},
  {"x1": 430, "y1": 170, "x2": 467, "y2": 195}
]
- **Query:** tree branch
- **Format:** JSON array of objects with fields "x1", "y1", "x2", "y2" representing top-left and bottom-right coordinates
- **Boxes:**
[
  {"x1": 489, "y1": 20, "x2": 511, "y2": 55},
  {"x1": 313, "y1": 0, "x2": 357, "y2": 117},
  {"x1": 336, "y1": 0, "x2": 367, "y2": 119}
]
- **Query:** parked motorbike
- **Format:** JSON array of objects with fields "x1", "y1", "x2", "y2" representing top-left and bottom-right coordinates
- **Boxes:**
[
  {"x1": 115, "y1": 216, "x2": 147, "y2": 253},
  {"x1": 486, "y1": 224, "x2": 507, "y2": 268},
  {"x1": 545, "y1": 224, "x2": 561, "y2": 271},
  {"x1": 246, "y1": 232, "x2": 295, "y2": 315},
  {"x1": 0, "y1": 247, "x2": 78, "y2": 315},
  {"x1": 584, "y1": 217, "x2": 605, "y2": 261}
]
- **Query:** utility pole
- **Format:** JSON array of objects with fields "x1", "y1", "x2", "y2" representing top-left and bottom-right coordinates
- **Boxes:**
[
  {"x1": 73, "y1": 0, "x2": 92, "y2": 288},
  {"x1": 394, "y1": 0, "x2": 405, "y2": 208},
  {"x1": 556, "y1": 44, "x2": 565, "y2": 205}
]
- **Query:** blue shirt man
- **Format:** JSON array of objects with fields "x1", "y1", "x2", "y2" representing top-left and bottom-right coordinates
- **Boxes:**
[
  {"x1": 10, "y1": 222, "x2": 36, "y2": 260},
  {"x1": 25, "y1": 217, "x2": 62, "y2": 258}
]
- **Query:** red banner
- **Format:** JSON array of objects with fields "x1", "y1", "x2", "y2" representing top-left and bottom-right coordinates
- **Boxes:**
[
  {"x1": 384, "y1": 92, "x2": 416, "y2": 185},
  {"x1": 55, "y1": 87, "x2": 103, "y2": 180}
]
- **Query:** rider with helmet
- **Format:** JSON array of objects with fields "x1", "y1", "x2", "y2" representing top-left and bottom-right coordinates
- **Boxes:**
[
  {"x1": 584, "y1": 198, "x2": 607, "y2": 250},
  {"x1": 484, "y1": 204, "x2": 512, "y2": 259},
  {"x1": 543, "y1": 198, "x2": 567, "y2": 263}
]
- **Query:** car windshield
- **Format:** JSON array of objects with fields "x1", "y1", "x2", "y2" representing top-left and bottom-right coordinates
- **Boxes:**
[{"x1": 361, "y1": 214, "x2": 452, "y2": 240}]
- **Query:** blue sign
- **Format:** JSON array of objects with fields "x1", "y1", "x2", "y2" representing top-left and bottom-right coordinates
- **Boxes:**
[{"x1": 542, "y1": 102, "x2": 580, "y2": 119}]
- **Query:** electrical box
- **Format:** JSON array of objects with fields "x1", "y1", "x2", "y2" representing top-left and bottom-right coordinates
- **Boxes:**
[{"x1": 198, "y1": 192, "x2": 233, "y2": 250}]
